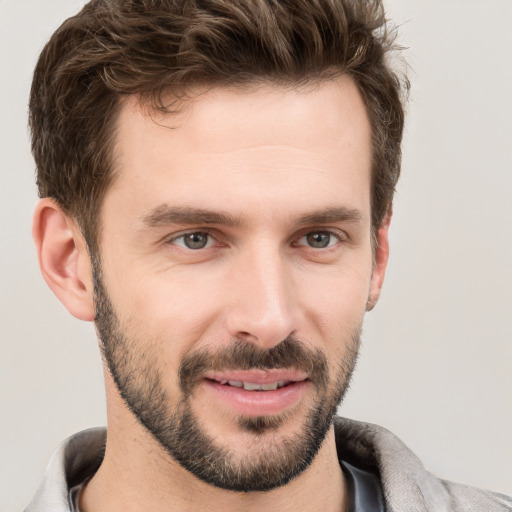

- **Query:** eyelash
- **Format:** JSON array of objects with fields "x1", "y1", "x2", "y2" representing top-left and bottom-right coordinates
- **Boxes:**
[
  {"x1": 166, "y1": 229, "x2": 346, "y2": 251},
  {"x1": 294, "y1": 229, "x2": 346, "y2": 249},
  {"x1": 166, "y1": 230, "x2": 217, "y2": 250}
]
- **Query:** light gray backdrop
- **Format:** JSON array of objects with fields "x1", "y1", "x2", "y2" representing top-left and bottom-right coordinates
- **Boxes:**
[{"x1": 1, "y1": 0, "x2": 511, "y2": 510}]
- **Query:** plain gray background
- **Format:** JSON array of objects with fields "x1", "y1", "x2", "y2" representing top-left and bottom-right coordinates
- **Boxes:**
[{"x1": 1, "y1": 0, "x2": 511, "y2": 510}]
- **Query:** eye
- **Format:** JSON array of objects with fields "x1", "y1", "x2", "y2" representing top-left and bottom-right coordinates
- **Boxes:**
[
  {"x1": 297, "y1": 231, "x2": 340, "y2": 249},
  {"x1": 170, "y1": 231, "x2": 214, "y2": 250}
]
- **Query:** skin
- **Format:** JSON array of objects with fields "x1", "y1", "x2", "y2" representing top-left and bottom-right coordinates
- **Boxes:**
[{"x1": 33, "y1": 76, "x2": 390, "y2": 512}]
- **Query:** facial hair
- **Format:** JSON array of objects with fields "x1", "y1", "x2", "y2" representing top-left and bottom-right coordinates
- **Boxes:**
[{"x1": 92, "y1": 259, "x2": 361, "y2": 492}]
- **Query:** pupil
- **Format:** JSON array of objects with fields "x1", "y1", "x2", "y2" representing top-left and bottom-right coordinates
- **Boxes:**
[
  {"x1": 185, "y1": 233, "x2": 208, "y2": 249},
  {"x1": 307, "y1": 232, "x2": 330, "y2": 248}
]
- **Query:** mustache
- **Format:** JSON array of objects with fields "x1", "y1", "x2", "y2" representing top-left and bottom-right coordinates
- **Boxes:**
[{"x1": 179, "y1": 336, "x2": 329, "y2": 395}]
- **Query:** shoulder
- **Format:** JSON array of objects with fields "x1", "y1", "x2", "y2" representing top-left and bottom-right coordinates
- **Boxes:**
[
  {"x1": 25, "y1": 428, "x2": 106, "y2": 512},
  {"x1": 440, "y1": 480, "x2": 512, "y2": 512},
  {"x1": 333, "y1": 417, "x2": 512, "y2": 512}
]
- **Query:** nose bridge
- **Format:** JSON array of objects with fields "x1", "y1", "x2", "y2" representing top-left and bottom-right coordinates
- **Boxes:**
[{"x1": 225, "y1": 241, "x2": 299, "y2": 348}]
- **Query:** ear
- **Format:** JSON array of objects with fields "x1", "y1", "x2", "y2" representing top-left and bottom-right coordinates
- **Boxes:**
[
  {"x1": 366, "y1": 208, "x2": 392, "y2": 311},
  {"x1": 33, "y1": 198, "x2": 95, "y2": 321}
]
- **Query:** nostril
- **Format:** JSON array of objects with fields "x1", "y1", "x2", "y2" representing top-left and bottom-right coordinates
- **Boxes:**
[{"x1": 235, "y1": 331, "x2": 259, "y2": 344}]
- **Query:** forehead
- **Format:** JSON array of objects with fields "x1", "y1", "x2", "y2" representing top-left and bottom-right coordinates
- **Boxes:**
[
  {"x1": 118, "y1": 77, "x2": 370, "y2": 153},
  {"x1": 107, "y1": 77, "x2": 372, "y2": 223}
]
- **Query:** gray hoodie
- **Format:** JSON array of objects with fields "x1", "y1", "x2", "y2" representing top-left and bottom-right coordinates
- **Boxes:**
[{"x1": 25, "y1": 417, "x2": 512, "y2": 511}]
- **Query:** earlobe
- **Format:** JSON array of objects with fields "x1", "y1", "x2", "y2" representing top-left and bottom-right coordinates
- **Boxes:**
[
  {"x1": 366, "y1": 208, "x2": 392, "y2": 311},
  {"x1": 33, "y1": 198, "x2": 95, "y2": 321}
]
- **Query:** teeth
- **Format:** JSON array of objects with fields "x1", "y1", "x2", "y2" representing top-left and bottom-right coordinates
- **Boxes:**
[
  {"x1": 243, "y1": 381, "x2": 279, "y2": 391},
  {"x1": 260, "y1": 382, "x2": 279, "y2": 391},
  {"x1": 218, "y1": 380, "x2": 292, "y2": 390},
  {"x1": 242, "y1": 382, "x2": 262, "y2": 391}
]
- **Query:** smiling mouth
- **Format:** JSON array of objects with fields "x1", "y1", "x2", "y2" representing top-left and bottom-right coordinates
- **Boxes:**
[
  {"x1": 201, "y1": 373, "x2": 310, "y2": 416},
  {"x1": 207, "y1": 379, "x2": 296, "y2": 391}
]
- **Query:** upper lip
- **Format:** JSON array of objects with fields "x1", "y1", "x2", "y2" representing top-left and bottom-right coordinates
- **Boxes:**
[{"x1": 204, "y1": 369, "x2": 308, "y2": 384}]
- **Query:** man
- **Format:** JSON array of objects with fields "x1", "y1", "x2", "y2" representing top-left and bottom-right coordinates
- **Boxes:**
[{"x1": 23, "y1": 0, "x2": 511, "y2": 511}]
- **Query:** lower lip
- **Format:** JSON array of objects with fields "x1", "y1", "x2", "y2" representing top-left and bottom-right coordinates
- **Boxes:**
[{"x1": 202, "y1": 380, "x2": 309, "y2": 416}]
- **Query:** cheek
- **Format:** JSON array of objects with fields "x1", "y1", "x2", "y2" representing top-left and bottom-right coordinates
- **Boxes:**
[
  {"x1": 298, "y1": 262, "x2": 372, "y2": 328},
  {"x1": 113, "y1": 267, "x2": 225, "y2": 348},
  {"x1": 295, "y1": 262, "x2": 369, "y2": 378}
]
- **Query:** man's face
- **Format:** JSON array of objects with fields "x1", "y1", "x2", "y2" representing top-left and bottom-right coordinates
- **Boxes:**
[{"x1": 94, "y1": 77, "x2": 380, "y2": 491}]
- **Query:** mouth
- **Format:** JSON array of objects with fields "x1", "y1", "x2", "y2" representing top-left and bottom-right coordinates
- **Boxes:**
[
  {"x1": 212, "y1": 379, "x2": 294, "y2": 391},
  {"x1": 201, "y1": 370, "x2": 310, "y2": 416}
]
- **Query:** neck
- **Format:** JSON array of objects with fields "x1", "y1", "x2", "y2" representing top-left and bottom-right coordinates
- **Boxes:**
[{"x1": 80, "y1": 380, "x2": 347, "y2": 512}]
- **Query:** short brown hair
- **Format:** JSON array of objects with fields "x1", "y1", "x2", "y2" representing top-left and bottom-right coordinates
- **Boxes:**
[{"x1": 29, "y1": 0, "x2": 408, "y2": 251}]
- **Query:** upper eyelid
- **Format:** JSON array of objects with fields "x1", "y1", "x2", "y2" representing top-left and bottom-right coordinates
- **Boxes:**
[
  {"x1": 154, "y1": 230, "x2": 207, "y2": 252},
  {"x1": 164, "y1": 230, "x2": 218, "y2": 252},
  {"x1": 294, "y1": 228, "x2": 348, "y2": 242},
  {"x1": 162, "y1": 227, "x2": 348, "y2": 246},
  {"x1": 167, "y1": 229, "x2": 214, "y2": 241}
]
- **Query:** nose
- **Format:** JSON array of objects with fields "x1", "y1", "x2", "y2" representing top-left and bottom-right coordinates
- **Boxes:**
[{"x1": 224, "y1": 245, "x2": 301, "y2": 349}]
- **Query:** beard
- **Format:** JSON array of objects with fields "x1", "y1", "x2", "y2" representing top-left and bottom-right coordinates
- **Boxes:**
[{"x1": 92, "y1": 260, "x2": 361, "y2": 492}]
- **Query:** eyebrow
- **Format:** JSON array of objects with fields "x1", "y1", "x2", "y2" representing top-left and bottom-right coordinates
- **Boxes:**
[
  {"x1": 296, "y1": 206, "x2": 363, "y2": 225},
  {"x1": 142, "y1": 205, "x2": 244, "y2": 228},
  {"x1": 142, "y1": 205, "x2": 363, "y2": 228}
]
